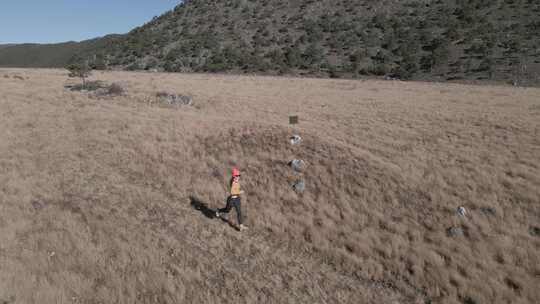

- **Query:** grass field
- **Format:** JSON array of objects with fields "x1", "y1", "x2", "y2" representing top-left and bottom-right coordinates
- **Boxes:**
[{"x1": 0, "y1": 68, "x2": 539, "y2": 304}]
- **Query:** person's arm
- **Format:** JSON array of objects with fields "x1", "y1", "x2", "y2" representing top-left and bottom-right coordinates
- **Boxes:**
[{"x1": 238, "y1": 183, "x2": 244, "y2": 194}]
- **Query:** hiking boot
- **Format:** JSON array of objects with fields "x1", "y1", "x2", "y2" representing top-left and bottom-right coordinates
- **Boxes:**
[
  {"x1": 239, "y1": 224, "x2": 248, "y2": 231},
  {"x1": 215, "y1": 211, "x2": 220, "y2": 218}
]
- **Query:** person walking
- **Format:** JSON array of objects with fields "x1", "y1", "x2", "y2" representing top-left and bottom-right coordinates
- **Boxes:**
[{"x1": 216, "y1": 168, "x2": 248, "y2": 231}]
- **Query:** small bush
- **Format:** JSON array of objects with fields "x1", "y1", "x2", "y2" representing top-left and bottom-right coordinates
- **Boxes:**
[
  {"x1": 89, "y1": 83, "x2": 126, "y2": 99},
  {"x1": 67, "y1": 61, "x2": 92, "y2": 87},
  {"x1": 67, "y1": 81, "x2": 125, "y2": 99},
  {"x1": 68, "y1": 80, "x2": 105, "y2": 92},
  {"x1": 126, "y1": 62, "x2": 141, "y2": 71},
  {"x1": 107, "y1": 83, "x2": 125, "y2": 96}
]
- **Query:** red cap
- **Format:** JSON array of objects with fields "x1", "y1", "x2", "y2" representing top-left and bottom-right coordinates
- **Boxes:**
[{"x1": 232, "y1": 168, "x2": 241, "y2": 177}]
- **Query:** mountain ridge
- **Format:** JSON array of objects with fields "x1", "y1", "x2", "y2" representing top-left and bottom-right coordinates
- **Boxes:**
[
  {"x1": 0, "y1": 35, "x2": 121, "y2": 68},
  {"x1": 0, "y1": 44, "x2": 17, "y2": 49},
  {"x1": 1, "y1": 0, "x2": 539, "y2": 85}
]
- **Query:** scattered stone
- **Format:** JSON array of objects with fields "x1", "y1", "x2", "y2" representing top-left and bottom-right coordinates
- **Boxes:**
[
  {"x1": 31, "y1": 200, "x2": 45, "y2": 211},
  {"x1": 480, "y1": 206, "x2": 496, "y2": 216},
  {"x1": 530, "y1": 226, "x2": 540, "y2": 237},
  {"x1": 290, "y1": 159, "x2": 306, "y2": 172},
  {"x1": 457, "y1": 206, "x2": 467, "y2": 217},
  {"x1": 156, "y1": 91, "x2": 193, "y2": 106},
  {"x1": 290, "y1": 135, "x2": 302, "y2": 145},
  {"x1": 463, "y1": 296, "x2": 479, "y2": 304},
  {"x1": 447, "y1": 226, "x2": 464, "y2": 237},
  {"x1": 210, "y1": 167, "x2": 221, "y2": 179},
  {"x1": 293, "y1": 180, "x2": 305, "y2": 193}
]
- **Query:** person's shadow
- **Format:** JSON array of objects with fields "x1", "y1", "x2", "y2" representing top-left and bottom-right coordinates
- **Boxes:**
[
  {"x1": 189, "y1": 196, "x2": 217, "y2": 219},
  {"x1": 189, "y1": 196, "x2": 238, "y2": 230}
]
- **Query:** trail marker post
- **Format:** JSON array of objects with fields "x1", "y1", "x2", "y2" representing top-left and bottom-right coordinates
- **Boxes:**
[{"x1": 289, "y1": 115, "x2": 299, "y2": 125}]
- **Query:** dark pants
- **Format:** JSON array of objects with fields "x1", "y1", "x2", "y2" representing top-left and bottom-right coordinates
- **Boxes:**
[{"x1": 218, "y1": 196, "x2": 242, "y2": 225}]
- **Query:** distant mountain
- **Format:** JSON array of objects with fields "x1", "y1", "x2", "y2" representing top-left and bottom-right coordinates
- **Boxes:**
[
  {"x1": 0, "y1": 35, "x2": 120, "y2": 68},
  {"x1": 0, "y1": 44, "x2": 17, "y2": 50},
  {"x1": 2, "y1": 0, "x2": 539, "y2": 85},
  {"x1": 93, "y1": 0, "x2": 540, "y2": 85}
]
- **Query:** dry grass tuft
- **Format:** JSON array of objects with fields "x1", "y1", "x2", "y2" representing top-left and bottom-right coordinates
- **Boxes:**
[{"x1": 155, "y1": 91, "x2": 193, "y2": 107}]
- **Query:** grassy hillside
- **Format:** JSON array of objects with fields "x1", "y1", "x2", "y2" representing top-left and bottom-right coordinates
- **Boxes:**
[
  {"x1": 0, "y1": 36, "x2": 119, "y2": 68},
  {"x1": 1, "y1": 0, "x2": 539, "y2": 85},
  {"x1": 96, "y1": 0, "x2": 540, "y2": 85}
]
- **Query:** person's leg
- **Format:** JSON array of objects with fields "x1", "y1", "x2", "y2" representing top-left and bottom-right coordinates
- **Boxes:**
[
  {"x1": 218, "y1": 197, "x2": 233, "y2": 214},
  {"x1": 233, "y1": 197, "x2": 243, "y2": 226}
]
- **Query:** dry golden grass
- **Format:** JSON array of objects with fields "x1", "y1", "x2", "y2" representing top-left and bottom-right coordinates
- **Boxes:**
[{"x1": 0, "y1": 68, "x2": 539, "y2": 304}]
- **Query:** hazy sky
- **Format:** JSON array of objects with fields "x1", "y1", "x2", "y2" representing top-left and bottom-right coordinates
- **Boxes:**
[{"x1": 0, "y1": 0, "x2": 180, "y2": 44}]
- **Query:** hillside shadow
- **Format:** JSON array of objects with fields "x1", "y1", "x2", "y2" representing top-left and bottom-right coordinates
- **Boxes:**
[{"x1": 190, "y1": 196, "x2": 216, "y2": 219}]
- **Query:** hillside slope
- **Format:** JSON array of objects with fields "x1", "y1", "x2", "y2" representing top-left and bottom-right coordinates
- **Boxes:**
[
  {"x1": 96, "y1": 0, "x2": 540, "y2": 85},
  {"x1": 1, "y1": 1, "x2": 539, "y2": 85},
  {"x1": 0, "y1": 36, "x2": 119, "y2": 68},
  {"x1": 1, "y1": 68, "x2": 539, "y2": 303}
]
